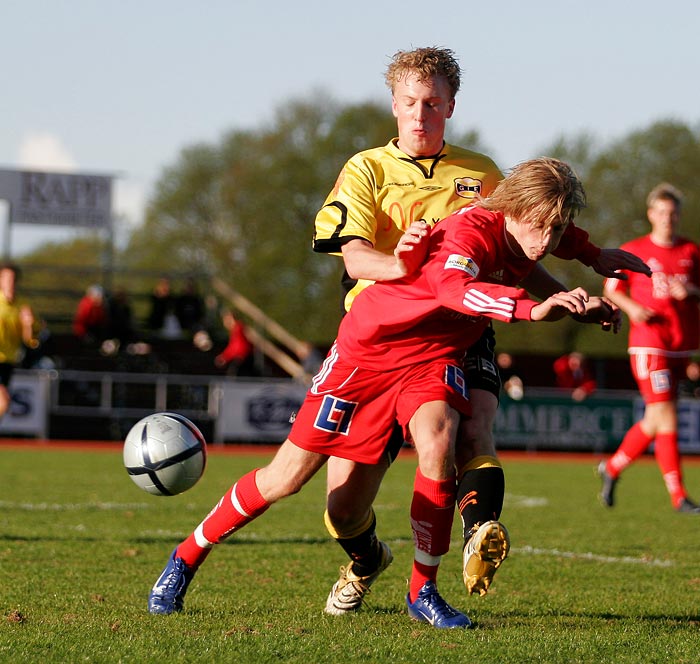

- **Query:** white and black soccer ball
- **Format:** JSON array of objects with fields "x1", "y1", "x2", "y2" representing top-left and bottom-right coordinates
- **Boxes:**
[{"x1": 123, "y1": 412, "x2": 207, "y2": 496}]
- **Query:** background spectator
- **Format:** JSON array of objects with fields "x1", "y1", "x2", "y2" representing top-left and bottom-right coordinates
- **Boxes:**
[
  {"x1": 553, "y1": 351, "x2": 597, "y2": 401},
  {"x1": 296, "y1": 341, "x2": 323, "y2": 376},
  {"x1": 73, "y1": 285, "x2": 108, "y2": 345},
  {"x1": 679, "y1": 361, "x2": 700, "y2": 399},
  {"x1": 175, "y1": 278, "x2": 205, "y2": 336},
  {"x1": 215, "y1": 310, "x2": 255, "y2": 376},
  {"x1": 147, "y1": 277, "x2": 180, "y2": 339},
  {"x1": 497, "y1": 352, "x2": 524, "y2": 400},
  {"x1": 107, "y1": 286, "x2": 136, "y2": 347}
]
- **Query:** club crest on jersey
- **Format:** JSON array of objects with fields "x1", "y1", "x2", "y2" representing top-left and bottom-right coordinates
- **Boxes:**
[
  {"x1": 445, "y1": 254, "x2": 479, "y2": 278},
  {"x1": 454, "y1": 177, "x2": 482, "y2": 200}
]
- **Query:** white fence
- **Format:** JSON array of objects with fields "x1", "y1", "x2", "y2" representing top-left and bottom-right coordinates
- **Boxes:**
[{"x1": 3, "y1": 369, "x2": 700, "y2": 453}]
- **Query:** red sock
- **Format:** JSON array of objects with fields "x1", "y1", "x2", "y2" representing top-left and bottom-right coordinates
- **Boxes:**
[
  {"x1": 607, "y1": 422, "x2": 652, "y2": 477},
  {"x1": 653, "y1": 432, "x2": 685, "y2": 508},
  {"x1": 409, "y1": 468, "x2": 456, "y2": 602},
  {"x1": 176, "y1": 469, "x2": 270, "y2": 568}
]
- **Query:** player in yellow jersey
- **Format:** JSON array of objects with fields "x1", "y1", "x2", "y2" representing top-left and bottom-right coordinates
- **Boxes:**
[
  {"x1": 314, "y1": 46, "x2": 651, "y2": 616},
  {"x1": 313, "y1": 131, "x2": 502, "y2": 311},
  {"x1": 0, "y1": 264, "x2": 37, "y2": 421}
]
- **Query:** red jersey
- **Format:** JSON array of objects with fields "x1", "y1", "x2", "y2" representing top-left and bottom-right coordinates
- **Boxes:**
[
  {"x1": 337, "y1": 206, "x2": 546, "y2": 369},
  {"x1": 606, "y1": 235, "x2": 700, "y2": 356},
  {"x1": 217, "y1": 323, "x2": 254, "y2": 365}
]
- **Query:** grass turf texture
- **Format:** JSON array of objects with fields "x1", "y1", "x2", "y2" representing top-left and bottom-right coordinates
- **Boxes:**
[{"x1": 1, "y1": 445, "x2": 700, "y2": 663}]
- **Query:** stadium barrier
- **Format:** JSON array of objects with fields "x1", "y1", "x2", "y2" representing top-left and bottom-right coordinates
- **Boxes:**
[{"x1": 2, "y1": 370, "x2": 700, "y2": 454}]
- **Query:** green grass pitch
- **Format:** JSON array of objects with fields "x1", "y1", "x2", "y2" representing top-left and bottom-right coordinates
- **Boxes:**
[{"x1": 1, "y1": 444, "x2": 699, "y2": 663}]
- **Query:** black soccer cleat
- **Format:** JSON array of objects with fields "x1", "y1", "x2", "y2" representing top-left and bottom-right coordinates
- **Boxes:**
[{"x1": 597, "y1": 460, "x2": 618, "y2": 508}]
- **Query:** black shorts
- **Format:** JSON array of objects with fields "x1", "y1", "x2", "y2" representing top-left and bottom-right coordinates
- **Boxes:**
[
  {"x1": 0, "y1": 363, "x2": 14, "y2": 387},
  {"x1": 384, "y1": 325, "x2": 500, "y2": 463},
  {"x1": 463, "y1": 324, "x2": 500, "y2": 399}
]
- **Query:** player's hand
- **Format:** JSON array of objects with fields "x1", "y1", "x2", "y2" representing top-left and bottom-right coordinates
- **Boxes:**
[
  {"x1": 668, "y1": 276, "x2": 700, "y2": 301},
  {"x1": 590, "y1": 248, "x2": 651, "y2": 280},
  {"x1": 531, "y1": 288, "x2": 589, "y2": 322},
  {"x1": 394, "y1": 221, "x2": 430, "y2": 276},
  {"x1": 627, "y1": 301, "x2": 657, "y2": 324},
  {"x1": 571, "y1": 296, "x2": 622, "y2": 333}
]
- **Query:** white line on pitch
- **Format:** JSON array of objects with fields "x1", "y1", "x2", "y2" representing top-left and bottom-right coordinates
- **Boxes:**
[
  {"x1": 514, "y1": 545, "x2": 672, "y2": 567},
  {"x1": 0, "y1": 500, "x2": 151, "y2": 511}
]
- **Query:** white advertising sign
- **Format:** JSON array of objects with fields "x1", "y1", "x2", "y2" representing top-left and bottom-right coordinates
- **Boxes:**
[
  {"x1": 0, "y1": 168, "x2": 112, "y2": 229},
  {"x1": 0, "y1": 370, "x2": 50, "y2": 437},
  {"x1": 216, "y1": 379, "x2": 308, "y2": 443}
]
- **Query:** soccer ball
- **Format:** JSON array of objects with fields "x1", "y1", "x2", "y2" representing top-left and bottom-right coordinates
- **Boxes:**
[{"x1": 123, "y1": 412, "x2": 207, "y2": 496}]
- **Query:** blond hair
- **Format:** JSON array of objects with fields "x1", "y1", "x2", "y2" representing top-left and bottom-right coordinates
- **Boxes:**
[
  {"x1": 646, "y1": 182, "x2": 683, "y2": 209},
  {"x1": 479, "y1": 157, "x2": 586, "y2": 228},
  {"x1": 384, "y1": 47, "x2": 461, "y2": 98}
]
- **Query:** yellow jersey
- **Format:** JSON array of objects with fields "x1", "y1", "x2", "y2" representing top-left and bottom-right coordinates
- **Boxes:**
[
  {"x1": 313, "y1": 139, "x2": 503, "y2": 310},
  {"x1": 0, "y1": 294, "x2": 26, "y2": 364}
]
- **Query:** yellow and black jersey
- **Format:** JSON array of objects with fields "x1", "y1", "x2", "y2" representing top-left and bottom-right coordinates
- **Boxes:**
[
  {"x1": 313, "y1": 138, "x2": 503, "y2": 310},
  {"x1": 0, "y1": 294, "x2": 26, "y2": 364}
]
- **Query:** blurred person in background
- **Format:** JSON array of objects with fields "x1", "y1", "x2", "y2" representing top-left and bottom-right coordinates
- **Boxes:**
[
  {"x1": 106, "y1": 286, "x2": 136, "y2": 349},
  {"x1": 496, "y1": 352, "x2": 524, "y2": 400},
  {"x1": 147, "y1": 277, "x2": 181, "y2": 339},
  {"x1": 0, "y1": 264, "x2": 37, "y2": 420},
  {"x1": 553, "y1": 351, "x2": 597, "y2": 401},
  {"x1": 215, "y1": 310, "x2": 255, "y2": 376},
  {"x1": 175, "y1": 278, "x2": 205, "y2": 337},
  {"x1": 295, "y1": 340, "x2": 324, "y2": 384},
  {"x1": 73, "y1": 284, "x2": 108, "y2": 345},
  {"x1": 678, "y1": 360, "x2": 700, "y2": 399},
  {"x1": 598, "y1": 183, "x2": 700, "y2": 513}
]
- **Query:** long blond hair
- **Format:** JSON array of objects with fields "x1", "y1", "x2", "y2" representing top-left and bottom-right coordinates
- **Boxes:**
[{"x1": 480, "y1": 157, "x2": 586, "y2": 227}]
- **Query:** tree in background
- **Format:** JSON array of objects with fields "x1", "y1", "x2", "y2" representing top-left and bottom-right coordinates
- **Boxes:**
[
  {"x1": 15, "y1": 102, "x2": 700, "y2": 355},
  {"x1": 495, "y1": 119, "x2": 700, "y2": 356},
  {"x1": 122, "y1": 95, "x2": 399, "y2": 343}
]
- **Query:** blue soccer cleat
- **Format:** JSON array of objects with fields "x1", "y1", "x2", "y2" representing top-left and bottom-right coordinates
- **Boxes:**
[
  {"x1": 406, "y1": 581, "x2": 473, "y2": 629},
  {"x1": 148, "y1": 549, "x2": 196, "y2": 614}
]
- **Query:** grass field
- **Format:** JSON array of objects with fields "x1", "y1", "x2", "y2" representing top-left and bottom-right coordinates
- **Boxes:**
[{"x1": 1, "y1": 443, "x2": 700, "y2": 663}]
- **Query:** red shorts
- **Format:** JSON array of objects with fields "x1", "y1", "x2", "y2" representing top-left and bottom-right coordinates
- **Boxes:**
[
  {"x1": 630, "y1": 352, "x2": 687, "y2": 404},
  {"x1": 288, "y1": 349, "x2": 471, "y2": 464}
]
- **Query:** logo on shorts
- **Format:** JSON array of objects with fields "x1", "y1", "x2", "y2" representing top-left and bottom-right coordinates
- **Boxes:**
[
  {"x1": 445, "y1": 254, "x2": 479, "y2": 278},
  {"x1": 314, "y1": 395, "x2": 358, "y2": 434},
  {"x1": 650, "y1": 369, "x2": 671, "y2": 394},
  {"x1": 455, "y1": 177, "x2": 482, "y2": 200},
  {"x1": 445, "y1": 365, "x2": 469, "y2": 399}
]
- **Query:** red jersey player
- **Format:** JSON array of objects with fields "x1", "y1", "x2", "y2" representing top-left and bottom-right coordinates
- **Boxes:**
[
  {"x1": 599, "y1": 183, "x2": 700, "y2": 512},
  {"x1": 147, "y1": 157, "x2": 618, "y2": 628}
]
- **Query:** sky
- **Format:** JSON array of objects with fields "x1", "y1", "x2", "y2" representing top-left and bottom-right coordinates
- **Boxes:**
[{"x1": 1, "y1": 0, "x2": 698, "y2": 256}]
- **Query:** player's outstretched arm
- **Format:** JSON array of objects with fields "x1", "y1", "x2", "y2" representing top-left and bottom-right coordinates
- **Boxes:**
[
  {"x1": 571, "y1": 296, "x2": 622, "y2": 333},
  {"x1": 530, "y1": 288, "x2": 588, "y2": 322},
  {"x1": 590, "y1": 248, "x2": 651, "y2": 280}
]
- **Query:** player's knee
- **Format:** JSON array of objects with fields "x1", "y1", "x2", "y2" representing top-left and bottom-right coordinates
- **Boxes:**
[{"x1": 256, "y1": 465, "x2": 307, "y2": 502}]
